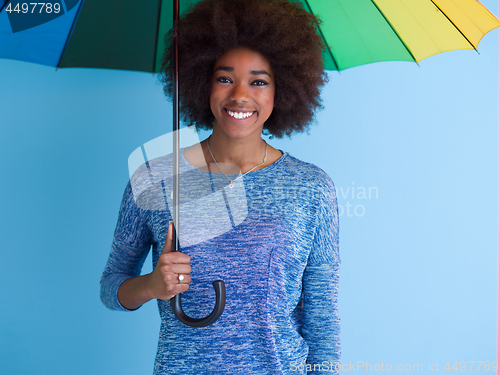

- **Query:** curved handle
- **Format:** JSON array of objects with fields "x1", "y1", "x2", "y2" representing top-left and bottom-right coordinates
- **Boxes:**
[
  {"x1": 170, "y1": 280, "x2": 226, "y2": 327},
  {"x1": 168, "y1": 221, "x2": 226, "y2": 327},
  {"x1": 168, "y1": 218, "x2": 226, "y2": 327}
]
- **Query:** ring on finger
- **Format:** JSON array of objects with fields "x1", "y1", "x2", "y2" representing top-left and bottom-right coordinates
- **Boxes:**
[{"x1": 178, "y1": 274, "x2": 185, "y2": 284}]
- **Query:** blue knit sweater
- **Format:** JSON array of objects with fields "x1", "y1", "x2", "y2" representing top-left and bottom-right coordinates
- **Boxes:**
[{"x1": 100, "y1": 149, "x2": 340, "y2": 374}]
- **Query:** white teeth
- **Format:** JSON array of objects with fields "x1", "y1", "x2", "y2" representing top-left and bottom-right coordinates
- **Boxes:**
[{"x1": 227, "y1": 110, "x2": 253, "y2": 119}]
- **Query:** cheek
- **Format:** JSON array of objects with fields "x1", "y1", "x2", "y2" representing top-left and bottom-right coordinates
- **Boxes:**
[
  {"x1": 265, "y1": 90, "x2": 275, "y2": 112},
  {"x1": 209, "y1": 87, "x2": 220, "y2": 116}
]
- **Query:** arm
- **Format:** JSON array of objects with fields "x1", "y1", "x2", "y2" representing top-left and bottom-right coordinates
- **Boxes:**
[
  {"x1": 302, "y1": 263, "x2": 340, "y2": 373},
  {"x1": 302, "y1": 175, "x2": 341, "y2": 374},
  {"x1": 100, "y1": 183, "x2": 192, "y2": 311},
  {"x1": 117, "y1": 222, "x2": 192, "y2": 310},
  {"x1": 100, "y1": 182, "x2": 153, "y2": 311}
]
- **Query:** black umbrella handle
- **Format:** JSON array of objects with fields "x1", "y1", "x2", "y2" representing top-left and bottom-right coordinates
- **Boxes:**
[
  {"x1": 169, "y1": 281, "x2": 226, "y2": 327},
  {"x1": 169, "y1": 224, "x2": 226, "y2": 327}
]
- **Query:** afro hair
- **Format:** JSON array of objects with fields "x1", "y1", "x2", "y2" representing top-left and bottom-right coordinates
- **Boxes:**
[{"x1": 158, "y1": 0, "x2": 327, "y2": 138}]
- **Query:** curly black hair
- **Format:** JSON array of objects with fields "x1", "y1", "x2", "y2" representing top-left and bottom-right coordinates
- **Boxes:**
[{"x1": 158, "y1": 0, "x2": 327, "y2": 138}]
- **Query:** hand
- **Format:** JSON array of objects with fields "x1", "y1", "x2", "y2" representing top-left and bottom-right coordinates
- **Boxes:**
[{"x1": 146, "y1": 221, "x2": 192, "y2": 301}]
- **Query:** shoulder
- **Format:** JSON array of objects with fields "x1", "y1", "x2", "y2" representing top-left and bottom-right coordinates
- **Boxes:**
[
  {"x1": 130, "y1": 153, "x2": 173, "y2": 183},
  {"x1": 277, "y1": 152, "x2": 336, "y2": 193},
  {"x1": 128, "y1": 154, "x2": 174, "y2": 212}
]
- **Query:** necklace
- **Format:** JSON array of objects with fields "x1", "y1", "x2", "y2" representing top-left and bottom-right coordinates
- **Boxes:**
[{"x1": 206, "y1": 137, "x2": 268, "y2": 188}]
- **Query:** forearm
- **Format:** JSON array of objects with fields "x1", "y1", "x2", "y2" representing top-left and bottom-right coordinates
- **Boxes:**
[{"x1": 117, "y1": 273, "x2": 154, "y2": 311}]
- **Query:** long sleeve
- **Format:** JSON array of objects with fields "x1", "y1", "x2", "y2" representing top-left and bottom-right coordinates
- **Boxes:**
[
  {"x1": 100, "y1": 182, "x2": 153, "y2": 311},
  {"x1": 302, "y1": 175, "x2": 341, "y2": 374}
]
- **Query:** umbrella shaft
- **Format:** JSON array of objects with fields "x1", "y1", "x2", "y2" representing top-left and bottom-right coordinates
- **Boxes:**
[{"x1": 172, "y1": 0, "x2": 180, "y2": 252}]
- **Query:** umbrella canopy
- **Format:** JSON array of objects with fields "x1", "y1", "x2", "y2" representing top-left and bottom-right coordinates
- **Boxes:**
[{"x1": 1, "y1": 0, "x2": 499, "y2": 72}]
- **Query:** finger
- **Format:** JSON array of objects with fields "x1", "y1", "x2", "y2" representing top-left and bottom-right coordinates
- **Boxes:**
[
  {"x1": 176, "y1": 274, "x2": 192, "y2": 285},
  {"x1": 164, "y1": 252, "x2": 191, "y2": 265},
  {"x1": 163, "y1": 272, "x2": 192, "y2": 285},
  {"x1": 172, "y1": 284, "x2": 190, "y2": 296},
  {"x1": 164, "y1": 274, "x2": 191, "y2": 291},
  {"x1": 166, "y1": 263, "x2": 191, "y2": 275},
  {"x1": 158, "y1": 260, "x2": 191, "y2": 280},
  {"x1": 162, "y1": 221, "x2": 174, "y2": 254}
]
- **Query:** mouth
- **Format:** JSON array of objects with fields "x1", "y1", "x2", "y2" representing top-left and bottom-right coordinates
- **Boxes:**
[{"x1": 225, "y1": 109, "x2": 255, "y2": 120}]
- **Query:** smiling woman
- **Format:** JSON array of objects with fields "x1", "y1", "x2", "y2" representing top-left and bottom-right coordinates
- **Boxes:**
[{"x1": 100, "y1": 0, "x2": 340, "y2": 374}]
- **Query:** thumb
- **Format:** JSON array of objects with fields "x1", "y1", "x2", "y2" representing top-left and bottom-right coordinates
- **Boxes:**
[{"x1": 162, "y1": 221, "x2": 174, "y2": 254}]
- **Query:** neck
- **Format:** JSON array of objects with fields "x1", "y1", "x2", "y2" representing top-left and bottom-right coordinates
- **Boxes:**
[{"x1": 205, "y1": 131, "x2": 267, "y2": 174}]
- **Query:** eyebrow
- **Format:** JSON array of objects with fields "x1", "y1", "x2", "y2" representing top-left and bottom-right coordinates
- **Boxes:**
[{"x1": 214, "y1": 66, "x2": 272, "y2": 77}]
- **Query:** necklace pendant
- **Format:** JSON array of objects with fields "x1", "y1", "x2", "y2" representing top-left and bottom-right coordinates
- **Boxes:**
[{"x1": 229, "y1": 183, "x2": 234, "y2": 188}]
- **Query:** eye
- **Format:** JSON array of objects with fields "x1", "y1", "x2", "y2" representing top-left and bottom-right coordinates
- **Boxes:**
[
  {"x1": 251, "y1": 80, "x2": 269, "y2": 86},
  {"x1": 215, "y1": 77, "x2": 232, "y2": 84}
]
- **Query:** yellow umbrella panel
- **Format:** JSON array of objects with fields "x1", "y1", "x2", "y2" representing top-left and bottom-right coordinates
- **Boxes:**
[{"x1": 304, "y1": 0, "x2": 500, "y2": 70}]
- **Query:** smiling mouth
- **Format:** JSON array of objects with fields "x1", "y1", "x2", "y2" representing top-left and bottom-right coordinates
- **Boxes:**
[{"x1": 225, "y1": 109, "x2": 255, "y2": 119}]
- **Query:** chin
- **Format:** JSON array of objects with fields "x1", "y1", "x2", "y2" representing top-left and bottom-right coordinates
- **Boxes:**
[{"x1": 216, "y1": 124, "x2": 264, "y2": 140}]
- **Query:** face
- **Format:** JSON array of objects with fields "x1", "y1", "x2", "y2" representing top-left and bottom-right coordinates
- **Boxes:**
[{"x1": 210, "y1": 47, "x2": 275, "y2": 140}]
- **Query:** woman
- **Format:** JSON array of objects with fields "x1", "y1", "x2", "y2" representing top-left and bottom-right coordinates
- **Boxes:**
[{"x1": 100, "y1": 0, "x2": 340, "y2": 373}]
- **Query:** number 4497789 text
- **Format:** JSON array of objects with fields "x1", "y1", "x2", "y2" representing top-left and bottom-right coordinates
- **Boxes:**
[{"x1": 5, "y1": 3, "x2": 61, "y2": 14}]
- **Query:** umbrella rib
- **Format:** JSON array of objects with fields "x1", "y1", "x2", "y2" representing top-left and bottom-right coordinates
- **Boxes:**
[
  {"x1": 303, "y1": 0, "x2": 339, "y2": 71},
  {"x1": 370, "y1": 0, "x2": 418, "y2": 64},
  {"x1": 152, "y1": 0, "x2": 164, "y2": 73},
  {"x1": 0, "y1": 1, "x2": 9, "y2": 12},
  {"x1": 56, "y1": 1, "x2": 86, "y2": 69},
  {"x1": 429, "y1": 0, "x2": 477, "y2": 52}
]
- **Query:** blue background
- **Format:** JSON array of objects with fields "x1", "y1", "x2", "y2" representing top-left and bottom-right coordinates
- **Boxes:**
[{"x1": 0, "y1": 1, "x2": 498, "y2": 373}]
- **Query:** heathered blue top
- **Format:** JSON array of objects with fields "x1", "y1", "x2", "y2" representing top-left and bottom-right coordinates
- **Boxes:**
[{"x1": 100, "y1": 149, "x2": 340, "y2": 374}]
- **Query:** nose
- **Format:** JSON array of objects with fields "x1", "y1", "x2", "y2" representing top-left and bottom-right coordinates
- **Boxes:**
[{"x1": 230, "y1": 82, "x2": 249, "y2": 104}]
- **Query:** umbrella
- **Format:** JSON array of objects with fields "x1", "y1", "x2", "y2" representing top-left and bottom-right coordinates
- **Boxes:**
[
  {"x1": 2, "y1": 0, "x2": 499, "y2": 72},
  {"x1": 1, "y1": 0, "x2": 499, "y2": 327}
]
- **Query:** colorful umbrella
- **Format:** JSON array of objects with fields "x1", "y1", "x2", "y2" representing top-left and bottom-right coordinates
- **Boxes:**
[
  {"x1": 2, "y1": 0, "x2": 499, "y2": 72},
  {"x1": 1, "y1": 0, "x2": 499, "y2": 327}
]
